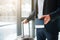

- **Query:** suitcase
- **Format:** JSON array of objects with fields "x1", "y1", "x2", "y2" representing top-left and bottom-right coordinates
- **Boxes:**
[
  {"x1": 15, "y1": 23, "x2": 34, "y2": 40},
  {"x1": 21, "y1": 23, "x2": 34, "y2": 40}
]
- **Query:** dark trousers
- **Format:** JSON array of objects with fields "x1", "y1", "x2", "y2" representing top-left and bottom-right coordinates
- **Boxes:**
[{"x1": 36, "y1": 28, "x2": 58, "y2": 40}]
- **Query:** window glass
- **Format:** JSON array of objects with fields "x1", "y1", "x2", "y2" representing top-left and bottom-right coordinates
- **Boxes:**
[
  {"x1": 21, "y1": 0, "x2": 32, "y2": 17},
  {"x1": 0, "y1": 0, "x2": 17, "y2": 40}
]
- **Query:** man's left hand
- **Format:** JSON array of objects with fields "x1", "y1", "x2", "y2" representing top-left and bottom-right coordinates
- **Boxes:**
[{"x1": 39, "y1": 15, "x2": 51, "y2": 25}]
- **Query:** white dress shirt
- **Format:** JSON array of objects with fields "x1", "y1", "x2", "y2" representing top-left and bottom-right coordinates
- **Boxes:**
[{"x1": 38, "y1": 0, "x2": 44, "y2": 19}]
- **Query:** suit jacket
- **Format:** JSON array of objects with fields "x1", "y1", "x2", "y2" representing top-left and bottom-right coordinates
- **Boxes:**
[{"x1": 27, "y1": 0, "x2": 60, "y2": 34}]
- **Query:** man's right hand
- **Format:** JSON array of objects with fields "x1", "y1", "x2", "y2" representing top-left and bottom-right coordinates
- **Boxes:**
[{"x1": 22, "y1": 19, "x2": 29, "y2": 24}]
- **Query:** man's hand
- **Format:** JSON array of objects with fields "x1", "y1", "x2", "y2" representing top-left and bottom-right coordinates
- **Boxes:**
[
  {"x1": 39, "y1": 15, "x2": 51, "y2": 25},
  {"x1": 22, "y1": 19, "x2": 29, "y2": 24}
]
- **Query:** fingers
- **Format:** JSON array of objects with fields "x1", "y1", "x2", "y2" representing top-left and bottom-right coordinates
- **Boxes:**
[
  {"x1": 44, "y1": 17, "x2": 50, "y2": 24},
  {"x1": 39, "y1": 15, "x2": 47, "y2": 19},
  {"x1": 38, "y1": 15, "x2": 48, "y2": 24},
  {"x1": 22, "y1": 19, "x2": 28, "y2": 24},
  {"x1": 39, "y1": 15, "x2": 50, "y2": 24},
  {"x1": 44, "y1": 15, "x2": 50, "y2": 24},
  {"x1": 39, "y1": 16, "x2": 45, "y2": 19}
]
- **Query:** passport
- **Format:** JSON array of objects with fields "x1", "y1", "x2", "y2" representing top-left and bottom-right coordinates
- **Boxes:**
[
  {"x1": 35, "y1": 18, "x2": 44, "y2": 28},
  {"x1": 35, "y1": 18, "x2": 44, "y2": 25}
]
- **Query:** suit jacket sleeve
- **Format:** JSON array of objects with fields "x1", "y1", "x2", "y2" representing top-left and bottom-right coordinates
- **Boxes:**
[
  {"x1": 27, "y1": 10, "x2": 38, "y2": 21},
  {"x1": 50, "y1": 0, "x2": 60, "y2": 21},
  {"x1": 50, "y1": 8, "x2": 60, "y2": 21}
]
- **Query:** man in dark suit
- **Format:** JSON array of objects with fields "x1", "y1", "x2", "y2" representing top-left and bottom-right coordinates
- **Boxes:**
[{"x1": 22, "y1": 0, "x2": 60, "y2": 40}]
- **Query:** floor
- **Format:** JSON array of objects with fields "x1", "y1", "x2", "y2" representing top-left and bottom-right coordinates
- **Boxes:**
[
  {"x1": 0, "y1": 22, "x2": 17, "y2": 40},
  {"x1": 0, "y1": 22, "x2": 60, "y2": 40}
]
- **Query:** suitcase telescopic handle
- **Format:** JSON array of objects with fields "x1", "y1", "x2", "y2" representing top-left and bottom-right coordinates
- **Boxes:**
[{"x1": 22, "y1": 22, "x2": 30, "y2": 37}]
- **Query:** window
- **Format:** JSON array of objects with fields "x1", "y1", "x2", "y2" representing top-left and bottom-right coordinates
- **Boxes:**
[
  {"x1": 21, "y1": 0, "x2": 32, "y2": 17},
  {"x1": 0, "y1": 0, "x2": 17, "y2": 40}
]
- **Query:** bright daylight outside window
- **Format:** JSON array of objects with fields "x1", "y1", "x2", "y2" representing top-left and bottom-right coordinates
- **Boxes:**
[
  {"x1": 0, "y1": 0, "x2": 17, "y2": 40},
  {"x1": 21, "y1": 0, "x2": 31, "y2": 17}
]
